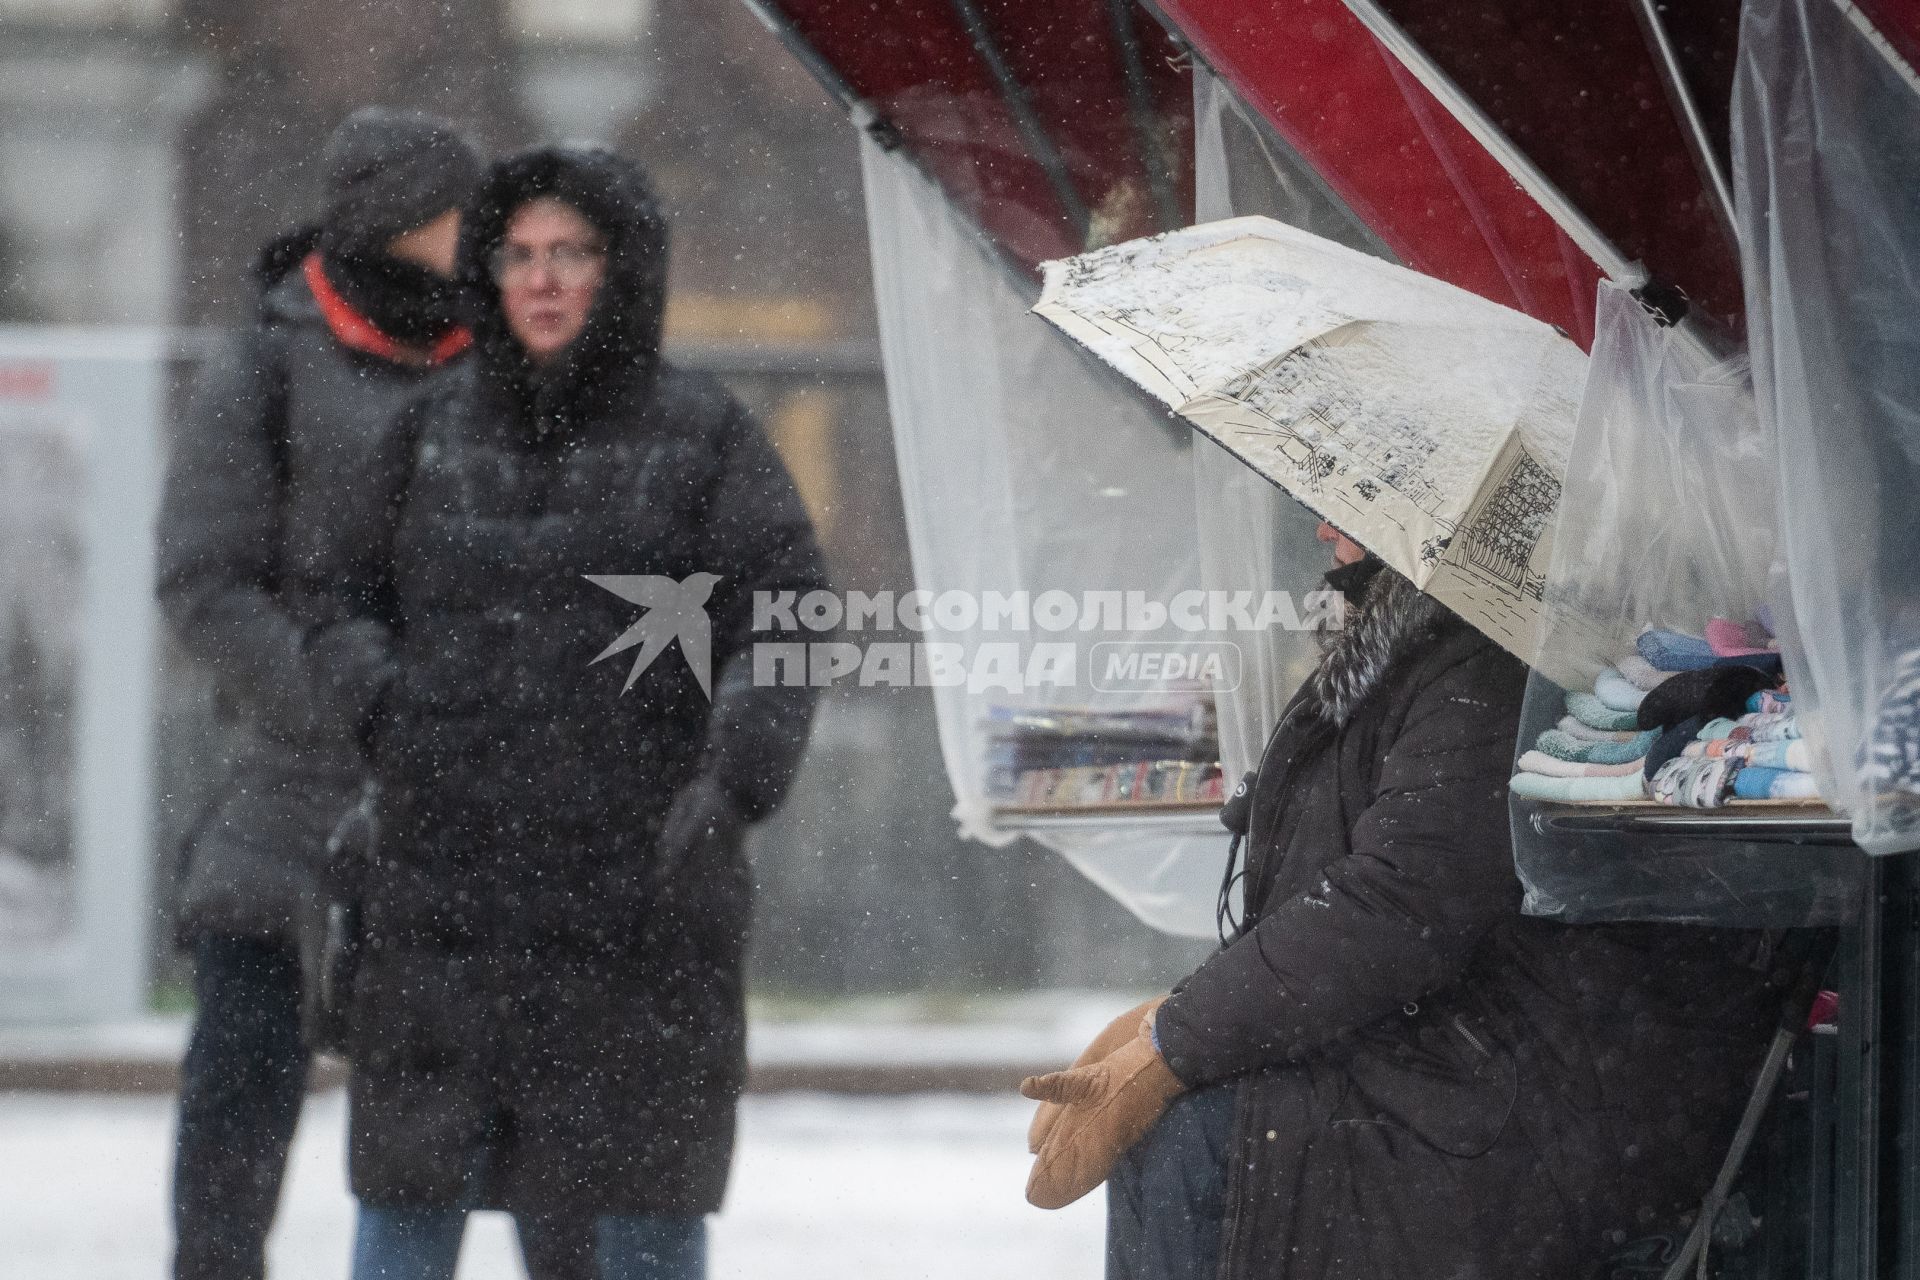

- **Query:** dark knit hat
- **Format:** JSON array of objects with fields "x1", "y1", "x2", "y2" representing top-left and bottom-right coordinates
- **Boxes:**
[{"x1": 319, "y1": 107, "x2": 482, "y2": 254}]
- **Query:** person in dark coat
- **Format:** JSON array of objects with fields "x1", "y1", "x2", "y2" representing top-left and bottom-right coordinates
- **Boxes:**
[
  {"x1": 1023, "y1": 526, "x2": 1798, "y2": 1280},
  {"x1": 157, "y1": 106, "x2": 485, "y2": 1280},
  {"x1": 321, "y1": 144, "x2": 827, "y2": 1279}
]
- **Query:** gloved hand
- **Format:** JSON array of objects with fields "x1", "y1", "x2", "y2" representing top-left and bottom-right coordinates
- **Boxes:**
[
  {"x1": 1020, "y1": 1004, "x2": 1186, "y2": 1210},
  {"x1": 650, "y1": 774, "x2": 750, "y2": 891},
  {"x1": 644, "y1": 774, "x2": 754, "y2": 954},
  {"x1": 1027, "y1": 996, "x2": 1167, "y2": 1154}
]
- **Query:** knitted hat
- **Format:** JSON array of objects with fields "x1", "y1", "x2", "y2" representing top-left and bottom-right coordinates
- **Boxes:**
[{"x1": 320, "y1": 107, "x2": 482, "y2": 255}]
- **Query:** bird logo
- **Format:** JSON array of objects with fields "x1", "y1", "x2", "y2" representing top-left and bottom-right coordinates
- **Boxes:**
[{"x1": 585, "y1": 572, "x2": 721, "y2": 698}]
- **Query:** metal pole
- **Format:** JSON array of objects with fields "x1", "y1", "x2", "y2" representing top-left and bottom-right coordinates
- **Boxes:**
[
  {"x1": 1626, "y1": 0, "x2": 1741, "y2": 259},
  {"x1": 945, "y1": 0, "x2": 1095, "y2": 245},
  {"x1": 1337, "y1": 0, "x2": 1640, "y2": 286}
]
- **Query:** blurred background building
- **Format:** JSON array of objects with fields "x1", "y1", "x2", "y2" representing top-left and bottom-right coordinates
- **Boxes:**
[{"x1": 0, "y1": 0, "x2": 1209, "y2": 1011}]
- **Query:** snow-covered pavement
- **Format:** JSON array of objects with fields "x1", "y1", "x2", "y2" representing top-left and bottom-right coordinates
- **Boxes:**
[{"x1": 1, "y1": 1090, "x2": 1104, "y2": 1278}]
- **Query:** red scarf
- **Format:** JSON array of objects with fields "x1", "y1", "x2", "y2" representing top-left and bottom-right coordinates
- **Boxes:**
[{"x1": 303, "y1": 253, "x2": 471, "y2": 366}]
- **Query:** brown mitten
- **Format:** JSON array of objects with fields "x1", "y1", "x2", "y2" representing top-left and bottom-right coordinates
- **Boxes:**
[
  {"x1": 1026, "y1": 996, "x2": 1167, "y2": 1154},
  {"x1": 1019, "y1": 1009, "x2": 1186, "y2": 1210}
]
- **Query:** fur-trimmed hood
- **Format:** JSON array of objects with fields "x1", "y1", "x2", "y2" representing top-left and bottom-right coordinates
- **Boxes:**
[
  {"x1": 1306, "y1": 560, "x2": 1454, "y2": 727},
  {"x1": 455, "y1": 144, "x2": 669, "y2": 432}
]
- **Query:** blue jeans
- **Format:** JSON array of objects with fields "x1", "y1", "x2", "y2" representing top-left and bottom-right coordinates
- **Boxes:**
[
  {"x1": 1105, "y1": 1083, "x2": 1235, "y2": 1280},
  {"x1": 352, "y1": 1207, "x2": 706, "y2": 1280}
]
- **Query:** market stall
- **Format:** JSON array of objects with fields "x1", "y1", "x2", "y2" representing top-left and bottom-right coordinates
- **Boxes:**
[{"x1": 748, "y1": 0, "x2": 1920, "y2": 1267}]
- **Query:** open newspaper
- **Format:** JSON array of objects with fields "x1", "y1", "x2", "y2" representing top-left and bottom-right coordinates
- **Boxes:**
[{"x1": 1034, "y1": 216, "x2": 1591, "y2": 672}]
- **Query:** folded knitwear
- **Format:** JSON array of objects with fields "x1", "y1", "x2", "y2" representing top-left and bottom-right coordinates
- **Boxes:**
[
  {"x1": 1732, "y1": 766, "x2": 1821, "y2": 801},
  {"x1": 1593, "y1": 668, "x2": 1647, "y2": 713},
  {"x1": 1705, "y1": 617, "x2": 1778, "y2": 657},
  {"x1": 1638, "y1": 627, "x2": 1718, "y2": 673},
  {"x1": 1517, "y1": 750, "x2": 1646, "y2": 778},
  {"x1": 1616, "y1": 655, "x2": 1676, "y2": 692},
  {"x1": 1567, "y1": 692, "x2": 1640, "y2": 731},
  {"x1": 1510, "y1": 770, "x2": 1650, "y2": 803},
  {"x1": 1636, "y1": 666, "x2": 1775, "y2": 732},
  {"x1": 1556, "y1": 715, "x2": 1641, "y2": 743},
  {"x1": 1536, "y1": 729, "x2": 1660, "y2": 764}
]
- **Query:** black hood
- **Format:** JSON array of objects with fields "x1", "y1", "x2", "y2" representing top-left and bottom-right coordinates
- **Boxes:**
[{"x1": 456, "y1": 145, "x2": 669, "y2": 430}]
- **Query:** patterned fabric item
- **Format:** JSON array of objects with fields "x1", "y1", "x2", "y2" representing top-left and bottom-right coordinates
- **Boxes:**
[
  {"x1": 1745, "y1": 712, "x2": 1803, "y2": 742},
  {"x1": 1567, "y1": 692, "x2": 1640, "y2": 731},
  {"x1": 1594, "y1": 668, "x2": 1647, "y2": 713},
  {"x1": 1861, "y1": 648, "x2": 1920, "y2": 796},
  {"x1": 1683, "y1": 738, "x2": 1813, "y2": 772},
  {"x1": 1517, "y1": 750, "x2": 1645, "y2": 779},
  {"x1": 1747, "y1": 689, "x2": 1793, "y2": 715},
  {"x1": 1650, "y1": 756, "x2": 1739, "y2": 808}
]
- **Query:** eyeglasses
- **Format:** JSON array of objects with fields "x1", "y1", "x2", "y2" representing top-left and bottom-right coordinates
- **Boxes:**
[{"x1": 490, "y1": 240, "x2": 607, "y2": 288}]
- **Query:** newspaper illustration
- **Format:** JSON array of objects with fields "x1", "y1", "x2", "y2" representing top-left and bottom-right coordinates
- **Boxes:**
[{"x1": 1034, "y1": 215, "x2": 1590, "y2": 672}]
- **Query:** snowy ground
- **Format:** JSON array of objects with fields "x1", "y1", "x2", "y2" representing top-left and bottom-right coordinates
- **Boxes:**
[{"x1": 1, "y1": 1090, "x2": 1105, "y2": 1279}]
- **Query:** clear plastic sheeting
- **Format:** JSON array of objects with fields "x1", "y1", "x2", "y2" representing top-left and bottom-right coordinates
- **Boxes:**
[
  {"x1": 1734, "y1": 0, "x2": 1920, "y2": 855},
  {"x1": 1190, "y1": 68, "x2": 1378, "y2": 780},
  {"x1": 863, "y1": 137, "x2": 1241, "y2": 936},
  {"x1": 1530, "y1": 284, "x2": 1771, "y2": 694},
  {"x1": 1508, "y1": 284, "x2": 1840, "y2": 923}
]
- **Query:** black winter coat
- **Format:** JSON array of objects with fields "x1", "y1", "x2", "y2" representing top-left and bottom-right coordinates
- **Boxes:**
[
  {"x1": 338, "y1": 146, "x2": 827, "y2": 1216},
  {"x1": 158, "y1": 238, "x2": 454, "y2": 952},
  {"x1": 1155, "y1": 566, "x2": 1792, "y2": 1280}
]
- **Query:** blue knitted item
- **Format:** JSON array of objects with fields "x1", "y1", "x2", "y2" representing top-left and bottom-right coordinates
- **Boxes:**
[
  {"x1": 1594, "y1": 668, "x2": 1647, "y2": 713},
  {"x1": 1638, "y1": 628, "x2": 1718, "y2": 672},
  {"x1": 1733, "y1": 766, "x2": 1821, "y2": 801},
  {"x1": 1536, "y1": 728, "x2": 1658, "y2": 764},
  {"x1": 1510, "y1": 771, "x2": 1648, "y2": 803},
  {"x1": 1567, "y1": 692, "x2": 1639, "y2": 731}
]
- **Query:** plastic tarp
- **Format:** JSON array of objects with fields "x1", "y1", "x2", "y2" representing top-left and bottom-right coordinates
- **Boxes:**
[
  {"x1": 1190, "y1": 69, "x2": 1363, "y2": 784},
  {"x1": 753, "y1": 0, "x2": 1193, "y2": 274},
  {"x1": 1508, "y1": 285, "x2": 1862, "y2": 926},
  {"x1": 1529, "y1": 287, "x2": 1770, "y2": 694},
  {"x1": 1735, "y1": 0, "x2": 1920, "y2": 855},
  {"x1": 862, "y1": 135, "x2": 1234, "y2": 937}
]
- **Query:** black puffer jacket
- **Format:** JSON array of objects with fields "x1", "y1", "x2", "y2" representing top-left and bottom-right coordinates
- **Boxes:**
[
  {"x1": 339, "y1": 146, "x2": 827, "y2": 1215},
  {"x1": 1155, "y1": 564, "x2": 1793, "y2": 1280},
  {"x1": 158, "y1": 235, "x2": 457, "y2": 952}
]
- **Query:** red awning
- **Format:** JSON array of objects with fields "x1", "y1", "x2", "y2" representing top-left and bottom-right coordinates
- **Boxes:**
[
  {"x1": 749, "y1": 0, "x2": 1751, "y2": 342},
  {"x1": 750, "y1": 0, "x2": 1194, "y2": 274}
]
